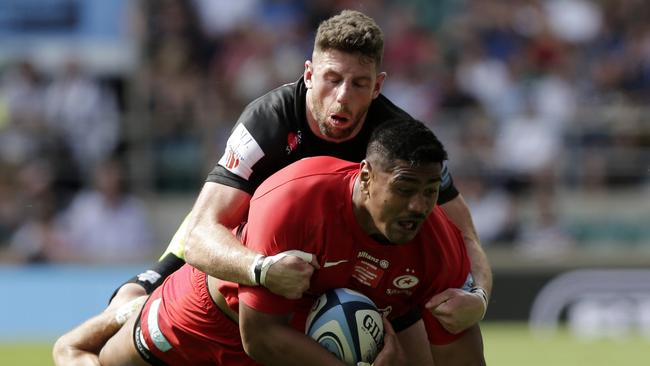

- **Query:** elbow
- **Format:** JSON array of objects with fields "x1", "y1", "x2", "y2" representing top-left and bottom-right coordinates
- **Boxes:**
[
  {"x1": 182, "y1": 226, "x2": 205, "y2": 269},
  {"x1": 183, "y1": 238, "x2": 198, "y2": 265},
  {"x1": 52, "y1": 336, "x2": 72, "y2": 365}
]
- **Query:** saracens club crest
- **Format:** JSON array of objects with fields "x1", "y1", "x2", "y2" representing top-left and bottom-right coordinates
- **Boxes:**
[{"x1": 392, "y1": 268, "x2": 419, "y2": 290}]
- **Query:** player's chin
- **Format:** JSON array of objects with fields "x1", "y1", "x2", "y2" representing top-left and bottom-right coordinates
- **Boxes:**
[
  {"x1": 323, "y1": 120, "x2": 356, "y2": 139},
  {"x1": 386, "y1": 226, "x2": 419, "y2": 244},
  {"x1": 324, "y1": 127, "x2": 353, "y2": 141}
]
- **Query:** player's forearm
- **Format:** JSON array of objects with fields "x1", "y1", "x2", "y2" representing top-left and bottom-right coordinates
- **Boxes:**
[
  {"x1": 464, "y1": 235, "x2": 492, "y2": 296},
  {"x1": 53, "y1": 311, "x2": 120, "y2": 366},
  {"x1": 441, "y1": 194, "x2": 493, "y2": 296},
  {"x1": 183, "y1": 182, "x2": 258, "y2": 285},
  {"x1": 242, "y1": 323, "x2": 346, "y2": 366},
  {"x1": 184, "y1": 221, "x2": 258, "y2": 285}
]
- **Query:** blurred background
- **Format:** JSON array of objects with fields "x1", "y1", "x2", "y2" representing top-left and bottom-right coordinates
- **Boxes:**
[{"x1": 0, "y1": 0, "x2": 648, "y2": 364}]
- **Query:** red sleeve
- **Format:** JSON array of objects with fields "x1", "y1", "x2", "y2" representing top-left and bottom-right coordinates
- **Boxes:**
[{"x1": 237, "y1": 183, "x2": 309, "y2": 315}]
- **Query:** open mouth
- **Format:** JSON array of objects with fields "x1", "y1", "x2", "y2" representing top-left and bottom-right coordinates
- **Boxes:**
[
  {"x1": 329, "y1": 113, "x2": 350, "y2": 126},
  {"x1": 396, "y1": 220, "x2": 420, "y2": 231}
]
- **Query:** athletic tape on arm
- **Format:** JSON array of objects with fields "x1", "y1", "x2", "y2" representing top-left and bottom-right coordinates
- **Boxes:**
[{"x1": 260, "y1": 250, "x2": 314, "y2": 286}]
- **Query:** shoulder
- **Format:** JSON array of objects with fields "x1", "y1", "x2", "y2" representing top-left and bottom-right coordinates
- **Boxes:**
[
  {"x1": 252, "y1": 157, "x2": 355, "y2": 201},
  {"x1": 420, "y1": 208, "x2": 466, "y2": 260},
  {"x1": 228, "y1": 80, "x2": 304, "y2": 157},
  {"x1": 367, "y1": 94, "x2": 413, "y2": 123},
  {"x1": 238, "y1": 80, "x2": 300, "y2": 130}
]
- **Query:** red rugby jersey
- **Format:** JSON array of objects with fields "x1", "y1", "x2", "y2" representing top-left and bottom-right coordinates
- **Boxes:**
[{"x1": 218, "y1": 156, "x2": 470, "y2": 344}]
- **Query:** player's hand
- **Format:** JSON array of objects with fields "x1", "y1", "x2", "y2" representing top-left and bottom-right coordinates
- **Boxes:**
[
  {"x1": 262, "y1": 250, "x2": 320, "y2": 299},
  {"x1": 105, "y1": 282, "x2": 147, "y2": 312},
  {"x1": 425, "y1": 288, "x2": 486, "y2": 334},
  {"x1": 370, "y1": 317, "x2": 406, "y2": 366}
]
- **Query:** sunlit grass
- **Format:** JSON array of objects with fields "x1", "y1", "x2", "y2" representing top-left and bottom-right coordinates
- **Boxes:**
[
  {"x1": 482, "y1": 322, "x2": 650, "y2": 366},
  {"x1": 1, "y1": 322, "x2": 649, "y2": 366}
]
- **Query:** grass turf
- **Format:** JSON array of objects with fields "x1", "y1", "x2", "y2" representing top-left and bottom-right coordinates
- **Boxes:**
[
  {"x1": 1, "y1": 322, "x2": 648, "y2": 365},
  {"x1": 482, "y1": 322, "x2": 649, "y2": 366}
]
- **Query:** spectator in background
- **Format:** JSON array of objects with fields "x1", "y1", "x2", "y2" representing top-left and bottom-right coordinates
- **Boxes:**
[
  {"x1": 0, "y1": 60, "x2": 49, "y2": 166},
  {"x1": 136, "y1": 0, "x2": 212, "y2": 190},
  {"x1": 5, "y1": 160, "x2": 67, "y2": 263},
  {"x1": 493, "y1": 96, "x2": 562, "y2": 196},
  {"x1": 44, "y1": 59, "x2": 120, "y2": 180},
  {"x1": 59, "y1": 158, "x2": 155, "y2": 263},
  {"x1": 0, "y1": 60, "x2": 83, "y2": 253},
  {"x1": 0, "y1": 168, "x2": 19, "y2": 246}
]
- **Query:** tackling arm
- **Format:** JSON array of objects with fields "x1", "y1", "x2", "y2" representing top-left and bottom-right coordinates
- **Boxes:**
[
  {"x1": 431, "y1": 193, "x2": 492, "y2": 333},
  {"x1": 53, "y1": 297, "x2": 146, "y2": 366},
  {"x1": 441, "y1": 193, "x2": 492, "y2": 297},
  {"x1": 184, "y1": 182, "x2": 316, "y2": 299},
  {"x1": 183, "y1": 182, "x2": 257, "y2": 285}
]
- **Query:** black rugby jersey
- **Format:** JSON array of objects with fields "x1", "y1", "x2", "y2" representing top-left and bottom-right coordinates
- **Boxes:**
[{"x1": 207, "y1": 77, "x2": 459, "y2": 204}]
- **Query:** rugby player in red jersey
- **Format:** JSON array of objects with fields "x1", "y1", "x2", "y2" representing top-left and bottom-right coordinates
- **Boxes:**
[{"x1": 97, "y1": 119, "x2": 485, "y2": 366}]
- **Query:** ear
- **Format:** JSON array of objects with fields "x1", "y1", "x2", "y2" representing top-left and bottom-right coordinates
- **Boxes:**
[
  {"x1": 372, "y1": 72, "x2": 387, "y2": 99},
  {"x1": 359, "y1": 160, "x2": 372, "y2": 194},
  {"x1": 304, "y1": 60, "x2": 313, "y2": 89}
]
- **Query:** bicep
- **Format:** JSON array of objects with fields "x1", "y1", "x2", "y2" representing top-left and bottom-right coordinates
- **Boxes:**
[{"x1": 191, "y1": 182, "x2": 252, "y2": 229}]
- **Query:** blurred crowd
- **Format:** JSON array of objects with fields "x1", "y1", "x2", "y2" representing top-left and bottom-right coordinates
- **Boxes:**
[{"x1": 0, "y1": 0, "x2": 648, "y2": 264}]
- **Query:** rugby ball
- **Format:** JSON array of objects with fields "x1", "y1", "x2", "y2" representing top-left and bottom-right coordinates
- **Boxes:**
[{"x1": 305, "y1": 288, "x2": 384, "y2": 365}]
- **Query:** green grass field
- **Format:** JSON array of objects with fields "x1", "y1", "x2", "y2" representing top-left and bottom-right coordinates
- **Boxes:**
[{"x1": 1, "y1": 322, "x2": 648, "y2": 365}]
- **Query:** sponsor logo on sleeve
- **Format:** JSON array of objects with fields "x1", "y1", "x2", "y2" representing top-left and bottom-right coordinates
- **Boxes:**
[
  {"x1": 285, "y1": 130, "x2": 302, "y2": 154},
  {"x1": 218, "y1": 124, "x2": 265, "y2": 179},
  {"x1": 137, "y1": 270, "x2": 161, "y2": 285}
]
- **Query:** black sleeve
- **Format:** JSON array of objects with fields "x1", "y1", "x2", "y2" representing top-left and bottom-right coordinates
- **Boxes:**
[
  {"x1": 108, "y1": 253, "x2": 185, "y2": 303},
  {"x1": 391, "y1": 307, "x2": 423, "y2": 333},
  {"x1": 205, "y1": 91, "x2": 297, "y2": 194},
  {"x1": 437, "y1": 160, "x2": 459, "y2": 205},
  {"x1": 207, "y1": 165, "x2": 257, "y2": 195}
]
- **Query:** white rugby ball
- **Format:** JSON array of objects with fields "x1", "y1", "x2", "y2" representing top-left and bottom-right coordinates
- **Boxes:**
[{"x1": 305, "y1": 288, "x2": 384, "y2": 365}]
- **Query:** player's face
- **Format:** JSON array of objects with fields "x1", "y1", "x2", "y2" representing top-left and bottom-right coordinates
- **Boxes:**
[
  {"x1": 304, "y1": 49, "x2": 386, "y2": 142},
  {"x1": 365, "y1": 161, "x2": 441, "y2": 244}
]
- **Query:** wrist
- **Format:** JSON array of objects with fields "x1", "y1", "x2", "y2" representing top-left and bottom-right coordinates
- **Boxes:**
[
  {"x1": 469, "y1": 286, "x2": 488, "y2": 319},
  {"x1": 249, "y1": 254, "x2": 265, "y2": 286}
]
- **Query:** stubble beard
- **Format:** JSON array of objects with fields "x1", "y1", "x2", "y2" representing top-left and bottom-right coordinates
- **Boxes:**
[{"x1": 310, "y1": 95, "x2": 359, "y2": 141}]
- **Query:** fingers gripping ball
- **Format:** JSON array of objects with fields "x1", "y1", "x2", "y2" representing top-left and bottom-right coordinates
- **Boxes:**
[{"x1": 305, "y1": 288, "x2": 384, "y2": 365}]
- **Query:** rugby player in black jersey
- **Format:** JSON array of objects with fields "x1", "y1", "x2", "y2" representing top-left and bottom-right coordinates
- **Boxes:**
[{"x1": 54, "y1": 9, "x2": 491, "y2": 365}]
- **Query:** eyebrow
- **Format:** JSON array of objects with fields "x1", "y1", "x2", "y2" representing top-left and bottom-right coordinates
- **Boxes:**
[
  {"x1": 392, "y1": 175, "x2": 441, "y2": 184},
  {"x1": 322, "y1": 70, "x2": 372, "y2": 82}
]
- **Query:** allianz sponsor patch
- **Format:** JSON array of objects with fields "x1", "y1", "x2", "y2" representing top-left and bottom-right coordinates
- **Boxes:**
[{"x1": 218, "y1": 124, "x2": 265, "y2": 179}]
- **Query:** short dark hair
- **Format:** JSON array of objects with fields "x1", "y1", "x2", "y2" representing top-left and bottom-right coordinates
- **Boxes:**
[
  {"x1": 366, "y1": 119, "x2": 447, "y2": 169},
  {"x1": 314, "y1": 10, "x2": 384, "y2": 68}
]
